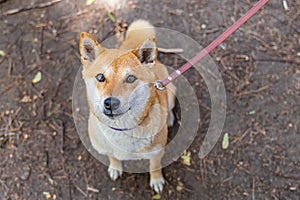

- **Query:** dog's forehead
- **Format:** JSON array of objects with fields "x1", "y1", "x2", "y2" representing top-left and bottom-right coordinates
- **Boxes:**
[
  {"x1": 110, "y1": 52, "x2": 140, "y2": 72},
  {"x1": 84, "y1": 49, "x2": 140, "y2": 77}
]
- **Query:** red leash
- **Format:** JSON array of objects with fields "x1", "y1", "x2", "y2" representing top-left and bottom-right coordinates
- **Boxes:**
[{"x1": 155, "y1": 0, "x2": 269, "y2": 90}]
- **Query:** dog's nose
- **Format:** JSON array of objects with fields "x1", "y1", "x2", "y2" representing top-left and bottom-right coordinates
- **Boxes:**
[{"x1": 104, "y1": 97, "x2": 120, "y2": 111}]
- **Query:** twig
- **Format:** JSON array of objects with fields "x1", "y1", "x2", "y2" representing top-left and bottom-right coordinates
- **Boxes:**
[
  {"x1": 235, "y1": 86, "x2": 269, "y2": 99},
  {"x1": 231, "y1": 128, "x2": 251, "y2": 145},
  {"x1": 252, "y1": 177, "x2": 255, "y2": 200},
  {"x1": 45, "y1": 151, "x2": 54, "y2": 185},
  {"x1": 99, "y1": 28, "x2": 115, "y2": 43},
  {"x1": 73, "y1": 183, "x2": 87, "y2": 197},
  {"x1": 282, "y1": 0, "x2": 289, "y2": 11},
  {"x1": 87, "y1": 186, "x2": 99, "y2": 193},
  {"x1": 0, "y1": 82, "x2": 18, "y2": 97},
  {"x1": 0, "y1": 180, "x2": 8, "y2": 192},
  {"x1": 3, "y1": 0, "x2": 63, "y2": 16},
  {"x1": 253, "y1": 57, "x2": 300, "y2": 66},
  {"x1": 219, "y1": 58, "x2": 241, "y2": 82},
  {"x1": 274, "y1": 172, "x2": 300, "y2": 181},
  {"x1": 58, "y1": 119, "x2": 65, "y2": 153},
  {"x1": 158, "y1": 47, "x2": 184, "y2": 54},
  {"x1": 40, "y1": 27, "x2": 45, "y2": 54}
]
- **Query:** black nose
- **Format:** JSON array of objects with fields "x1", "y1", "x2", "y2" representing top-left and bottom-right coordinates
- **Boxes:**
[{"x1": 104, "y1": 97, "x2": 120, "y2": 111}]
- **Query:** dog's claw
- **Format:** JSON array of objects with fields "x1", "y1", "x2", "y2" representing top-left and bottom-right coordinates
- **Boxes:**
[
  {"x1": 150, "y1": 177, "x2": 165, "y2": 193},
  {"x1": 108, "y1": 166, "x2": 123, "y2": 181}
]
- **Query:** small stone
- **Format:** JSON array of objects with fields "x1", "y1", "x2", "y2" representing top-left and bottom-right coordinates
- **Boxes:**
[
  {"x1": 289, "y1": 186, "x2": 297, "y2": 191},
  {"x1": 19, "y1": 166, "x2": 31, "y2": 181},
  {"x1": 176, "y1": 184, "x2": 183, "y2": 192}
]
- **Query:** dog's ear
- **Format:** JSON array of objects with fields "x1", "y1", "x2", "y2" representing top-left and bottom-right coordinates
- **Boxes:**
[
  {"x1": 133, "y1": 37, "x2": 157, "y2": 66},
  {"x1": 79, "y1": 32, "x2": 104, "y2": 67}
]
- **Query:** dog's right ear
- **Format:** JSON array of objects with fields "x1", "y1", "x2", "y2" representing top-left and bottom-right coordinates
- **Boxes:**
[{"x1": 79, "y1": 32, "x2": 104, "y2": 67}]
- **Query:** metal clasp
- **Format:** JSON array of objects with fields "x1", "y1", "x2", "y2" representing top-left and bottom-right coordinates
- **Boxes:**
[{"x1": 154, "y1": 80, "x2": 166, "y2": 91}]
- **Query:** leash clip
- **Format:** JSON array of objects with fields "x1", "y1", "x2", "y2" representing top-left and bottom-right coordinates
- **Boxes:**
[{"x1": 154, "y1": 80, "x2": 166, "y2": 91}]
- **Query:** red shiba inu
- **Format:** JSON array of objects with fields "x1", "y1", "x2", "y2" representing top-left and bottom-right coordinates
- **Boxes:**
[{"x1": 79, "y1": 20, "x2": 176, "y2": 193}]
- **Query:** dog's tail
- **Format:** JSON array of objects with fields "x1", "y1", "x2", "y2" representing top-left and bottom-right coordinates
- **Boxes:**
[{"x1": 121, "y1": 20, "x2": 155, "y2": 49}]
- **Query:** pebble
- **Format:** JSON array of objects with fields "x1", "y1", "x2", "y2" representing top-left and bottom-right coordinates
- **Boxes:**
[{"x1": 19, "y1": 166, "x2": 31, "y2": 181}]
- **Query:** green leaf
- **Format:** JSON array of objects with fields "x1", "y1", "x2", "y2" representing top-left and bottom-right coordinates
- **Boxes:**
[
  {"x1": 249, "y1": 110, "x2": 256, "y2": 115},
  {"x1": 86, "y1": 0, "x2": 95, "y2": 6},
  {"x1": 0, "y1": 50, "x2": 5, "y2": 57},
  {"x1": 181, "y1": 150, "x2": 191, "y2": 166},
  {"x1": 32, "y1": 71, "x2": 42, "y2": 84},
  {"x1": 108, "y1": 11, "x2": 116, "y2": 22},
  {"x1": 153, "y1": 194, "x2": 161, "y2": 199},
  {"x1": 222, "y1": 133, "x2": 229, "y2": 150}
]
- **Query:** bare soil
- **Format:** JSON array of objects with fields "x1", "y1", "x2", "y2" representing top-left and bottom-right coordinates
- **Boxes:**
[{"x1": 0, "y1": 0, "x2": 299, "y2": 199}]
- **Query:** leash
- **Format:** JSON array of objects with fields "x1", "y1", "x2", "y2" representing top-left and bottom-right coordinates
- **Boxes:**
[{"x1": 154, "y1": 0, "x2": 269, "y2": 90}]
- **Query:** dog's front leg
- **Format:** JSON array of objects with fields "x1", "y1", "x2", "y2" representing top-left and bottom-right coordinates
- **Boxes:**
[
  {"x1": 108, "y1": 155, "x2": 123, "y2": 181},
  {"x1": 149, "y1": 150, "x2": 165, "y2": 193}
]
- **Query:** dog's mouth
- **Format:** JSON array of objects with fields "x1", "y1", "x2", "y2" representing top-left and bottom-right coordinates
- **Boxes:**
[{"x1": 103, "y1": 107, "x2": 131, "y2": 119}]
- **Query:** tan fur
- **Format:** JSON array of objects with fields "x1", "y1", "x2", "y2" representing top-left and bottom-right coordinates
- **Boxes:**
[{"x1": 79, "y1": 20, "x2": 176, "y2": 193}]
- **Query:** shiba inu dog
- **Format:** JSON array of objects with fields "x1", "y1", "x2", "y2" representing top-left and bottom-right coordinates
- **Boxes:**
[{"x1": 79, "y1": 20, "x2": 176, "y2": 193}]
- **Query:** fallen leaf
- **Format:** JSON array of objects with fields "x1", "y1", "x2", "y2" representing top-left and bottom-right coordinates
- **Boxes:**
[
  {"x1": 153, "y1": 193, "x2": 161, "y2": 199},
  {"x1": 20, "y1": 95, "x2": 32, "y2": 103},
  {"x1": 43, "y1": 191, "x2": 51, "y2": 199},
  {"x1": 32, "y1": 71, "x2": 42, "y2": 84},
  {"x1": 249, "y1": 110, "x2": 256, "y2": 115},
  {"x1": 86, "y1": 0, "x2": 95, "y2": 6},
  {"x1": 222, "y1": 133, "x2": 229, "y2": 150},
  {"x1": 0, "y1": 50, "x2": 5, "y2": 57},
  {"x1": 181, "y1": 150, "x2": 191, "y2": 166},
  {"x1": 108, "y1": 11, "x2": 116, "y2": 22}
]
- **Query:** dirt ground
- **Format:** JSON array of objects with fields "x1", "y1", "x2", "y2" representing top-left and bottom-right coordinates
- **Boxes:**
[{"x1": 0, "y1": 0, "x2": 299, "y2": 199}]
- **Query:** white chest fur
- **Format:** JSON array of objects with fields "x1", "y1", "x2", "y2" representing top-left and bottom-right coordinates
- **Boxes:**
[{"x1": 88, "y1": 112, "x2": 163, "y2": 160}]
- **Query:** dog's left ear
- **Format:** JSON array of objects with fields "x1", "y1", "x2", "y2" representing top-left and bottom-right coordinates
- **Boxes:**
[
  {"x1": 134, "y1": 37, "x2": 157, "y2": 65},
  {"x1": 79, "y1": 32, "x2": 105, "y2": 67}
]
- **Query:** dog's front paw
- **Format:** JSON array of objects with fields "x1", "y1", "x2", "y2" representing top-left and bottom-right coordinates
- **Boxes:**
[
  {"x1": 108, "y1": 166, "x2": 123, "y2": 181},
  {"x1": 150, "y1": 176, "x2": 165, "y2": 193}
]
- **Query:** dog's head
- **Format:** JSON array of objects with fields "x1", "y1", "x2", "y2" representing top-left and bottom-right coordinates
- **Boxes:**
[{"x1": 79, "y1": 32, "x2": 159, "y2": 128}]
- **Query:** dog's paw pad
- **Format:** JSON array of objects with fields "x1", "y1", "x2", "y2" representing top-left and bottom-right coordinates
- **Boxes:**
[
  {"x1": 108, "y1": 166, "x2": 122, "y2": 181},
  {"x1": 150, "y1": 177, "x2": 165, "y2": 193}
]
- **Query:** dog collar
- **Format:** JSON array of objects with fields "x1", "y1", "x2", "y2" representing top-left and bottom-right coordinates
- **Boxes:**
[
  {"x1": 108, "y1": 122, "x2": 144, "y2": 132},
  {"x1": 108, "y1": 126, "x2": 135, "y2": 132}
]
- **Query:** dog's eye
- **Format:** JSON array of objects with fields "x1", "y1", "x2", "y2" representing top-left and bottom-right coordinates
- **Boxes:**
[
  {"x1": 95, "y1": 73, "x2": 105, "y2": 82},
  {"x1": 126, "y1": 75, "x2": 137, "y2": 83}
]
